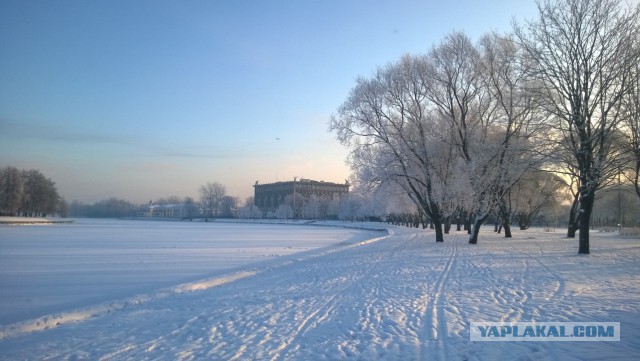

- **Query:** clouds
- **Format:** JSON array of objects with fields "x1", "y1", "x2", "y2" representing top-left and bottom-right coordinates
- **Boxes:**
[
  {"x1": 0, "y1": 118, "x2": 255, "y2": 161},
  {"x1": 0, "y1": 118, "x2": 131, "y2": 145}
]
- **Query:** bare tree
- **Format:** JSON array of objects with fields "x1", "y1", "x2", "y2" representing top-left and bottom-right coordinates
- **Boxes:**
[
  {"x1": 199, "y1": 182, "x2": 227, "y2": 218},
  {"x1": 331, "y1": 32, "x2": 543, "y2": 244},
  {"x1": 477, "y1": 32, "x2": 547, "y2": 238},
  {"x1": 516, "y1": 0, "x2": 640, "y2": 253},
  {"x1": 218, "y1": 195, "x2": 238, "y2": 217},
  {"x1": 244, "y1": 196, "x2": 255, "y2": 209},
  {"x1": 424, "y1": 32, "x2": 541, "y2": 243},
  {"x1": 423, "y1": 32, "x2": 495, "y2": 244},
  {"x1": 0, "y1": 166, "x2": 24, "y2": 216},
  {"x1": 330, "y1": 55, "x2": 448, "y2": 242},
  {"x1": 621, "y1": 61, "x2": 640, "y2": 198},
  {"x1": 509, "y1": 169, "x2": 566, "y2": 229},
  {"x1": 19, "y1": 169, "x2": 59, "y2": 217}
]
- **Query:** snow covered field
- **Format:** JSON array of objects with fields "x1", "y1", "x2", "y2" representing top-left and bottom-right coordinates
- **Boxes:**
[
  {"x1": 0, "y1": 220, "x2": 639, "y2": 360},
  {"x1": 0, "y1": 219, "x2": 382, "y2": 325}
]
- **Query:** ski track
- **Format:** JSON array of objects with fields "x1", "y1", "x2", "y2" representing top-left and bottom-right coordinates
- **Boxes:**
[
  {"x1": 1, "y1": 226, "x2": 639, "y2": 360},
  {"x1": 420, "y1": 234, "x2": 458, "y2": 361}
]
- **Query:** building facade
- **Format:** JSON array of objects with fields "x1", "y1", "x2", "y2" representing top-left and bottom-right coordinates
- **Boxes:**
[
  {"x1": 254, "y1": 178, "x2": 349, "y2": 217},
  {"x1": 137, "y1": 203, "x2": 190, "y2": 218}
]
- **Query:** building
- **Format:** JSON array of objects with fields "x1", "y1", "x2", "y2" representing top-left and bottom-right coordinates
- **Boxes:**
[
  {"x1": 254, "y1": 178, "x2": 349, "y2": 217},
  {"x1": 137, "y1": 203, "x2": 198, "y2": 219}
]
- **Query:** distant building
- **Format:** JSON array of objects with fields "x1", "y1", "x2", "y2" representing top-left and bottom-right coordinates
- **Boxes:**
[
  {"x1": 137, "y1": 203, "x2": 196, "y2": 219},
  {"x1": 254, "y1": 178, "x2": 349, "y2": 217}
]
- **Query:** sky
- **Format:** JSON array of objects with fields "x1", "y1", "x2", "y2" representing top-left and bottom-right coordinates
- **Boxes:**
[{"x1": 0, "y1": 0, "x2": 538, "y2": 204}]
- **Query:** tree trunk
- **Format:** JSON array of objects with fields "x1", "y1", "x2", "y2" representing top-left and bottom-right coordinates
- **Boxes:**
[
  {"x1": 434, "y1": 220, "x2": 444, "y2": 243},
  {"x1": 469, "y1": 214, "x2": 489, "y2": 244},
  {"x1": 567, "y1": 194, "x2": 580, "y2": 238},
  {"x1": 578, "y1": 192, "x2": 595, "y2": 254},
  {"x1": 465, "y1": 212, "x2": 472, "y2": 234},
  {"x1": 444, "y1": 216, "x2": 451, "y2": 234},
  {"x1": 499, "y1": 199, "x2": 512, "y2": 238},
  {"x1": 503, "y1": 221, "x2": 512, "y2": 238},
  {"x1": 635, "y1": 158, "x2": 640, "y2": 199}
]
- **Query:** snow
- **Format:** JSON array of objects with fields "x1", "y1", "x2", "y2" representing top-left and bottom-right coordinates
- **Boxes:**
[
  {"x1": 0, "y1": 220, "x2": 639, "y2": 360},
  {"x1": 0, "y1": 216, "x2": 71, "y2": 225},
  {"x1": 0, "y1": 219, "x2": 382, "y2": 326}
]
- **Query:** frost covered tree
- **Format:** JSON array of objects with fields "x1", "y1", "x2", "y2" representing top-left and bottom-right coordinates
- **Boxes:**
[
  {"x1": 423, "y1": 32, "x2": 541, "y2": 243},
  {"x1": 338, "y1": 194, "x2": 364, "y2": 222},
  {"x1": 423, "y1": 32, "x2": 503, "y2": 243},
  {"x1": 336, "y1": 181, "x2": 402, "y2": 222},
  {"x1": 238, "y1": 196, "x2": 262, "y2": 219},
  {"x1": 477, "y1": 33, "x2": 548, "y2": 238},
  {"x1": 299, "y1": 194, "x2": 321, "y2": 219},
  {"x1": 516, "y1": 0, "x2": 640, "y2": 253},
  {"x1": 274, "y1": 204, "x2": 294, "y2": 219},
  {"x1": 330, "y1": 55, "x2": 448, "y2": 242},
  {"x1": 331, "y1": 32, "x2": 543, "y2": 244},
  {"x1": 238, "y1": 205, "x2": 262, "y2": 219}
]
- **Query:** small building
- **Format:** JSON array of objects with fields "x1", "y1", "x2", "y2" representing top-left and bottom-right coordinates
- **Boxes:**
[
  {"x1": 254, "y1": 178, "x2": 349, "y2": 217},
  {"x1": 137, "y1": 203, "x2": 192, "y2": 219}
]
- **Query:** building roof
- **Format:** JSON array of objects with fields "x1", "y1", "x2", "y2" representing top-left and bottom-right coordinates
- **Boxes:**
[{"x1": 254, "y1": 178, "x2": 349, "y2": 187}]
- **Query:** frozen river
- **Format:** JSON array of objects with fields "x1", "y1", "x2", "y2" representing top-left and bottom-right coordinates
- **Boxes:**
[{"x1": 0, "y1": 219, "x2": 381, "y2": 325}]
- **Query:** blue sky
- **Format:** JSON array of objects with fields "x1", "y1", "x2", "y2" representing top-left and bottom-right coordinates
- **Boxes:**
[{"x1": 0, "y1": 0, "x2": 538, "y2": 204}]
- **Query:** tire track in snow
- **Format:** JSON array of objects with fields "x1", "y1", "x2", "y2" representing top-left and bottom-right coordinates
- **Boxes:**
[
  {"x1": 461, "y1": 242, "x2": 556, "y2": 325},
  {"x1": 267, "y1": 230, "x2": 406, "y2": 360},
  {"x1": 420, "y1": 235, "x2": 458, "y2": 361},
  {"x1": 529, "y1": 240, "x2": 566, "y2": 303},
  {"x1": 325, "y1": 232, "x2": 431, "y2": 359},
  {"x1": 454, "y1": 239, "x2": 564, "y2": 361},
  {"x1": 502, "y1": 241, "x2": 567, "y2": 320},
  {"x1": 187, "y1": 230, "x2": 395, "y2": 361},
  {"x1": 268, "y1": 289, "x2": 344, "y2": 361}
]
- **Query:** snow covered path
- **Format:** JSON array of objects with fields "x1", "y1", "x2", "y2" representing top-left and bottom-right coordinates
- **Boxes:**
[{"x1": 1, "y1": 226, "x2": 639, "y2": 360}]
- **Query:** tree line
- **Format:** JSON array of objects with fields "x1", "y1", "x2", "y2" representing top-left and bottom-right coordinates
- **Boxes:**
[
  {"x1": 330, "y1": 0, "x2": 640, "y2": 254},
  {"x1": 67, "y1": 182, "x2": 238, "y2": 219},
  {"x1": 0, "y1": 166, "x2": 63, "y2": 217},
  {"x1": 3, "y1": 163, "x2": 635, "y2": 240}
]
